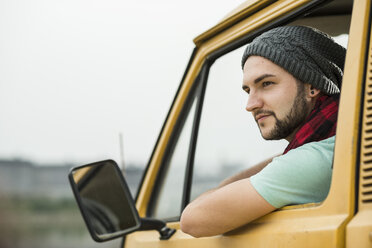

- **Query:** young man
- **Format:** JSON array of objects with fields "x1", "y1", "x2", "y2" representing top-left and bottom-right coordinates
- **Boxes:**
[{"x1": 180, "y1": 26, "x2": 346, "y2": 238}]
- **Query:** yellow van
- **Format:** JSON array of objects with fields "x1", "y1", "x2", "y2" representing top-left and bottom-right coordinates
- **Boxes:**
[{"x1": 69, "y1": 0, "x2": 372, "y2": 247}]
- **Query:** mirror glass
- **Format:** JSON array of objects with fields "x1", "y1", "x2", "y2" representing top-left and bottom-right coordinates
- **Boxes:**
[{"x1": 69, "y1": 160, "x2": 141, "y2": 242}]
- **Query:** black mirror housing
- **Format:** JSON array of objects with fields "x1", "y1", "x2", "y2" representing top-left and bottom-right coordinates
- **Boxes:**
[
  {"x1": 68, "y1": 159, "x2": 175, "y2": 242},
  {"x1": 69, "y1": 160, "x2": 141, "y2": 242}
]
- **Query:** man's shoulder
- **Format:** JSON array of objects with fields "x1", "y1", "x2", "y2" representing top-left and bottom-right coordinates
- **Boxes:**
[
  {"x1": 256, "y1": 135, "x2": 335, "y2": 178},
  {"x1": 280, "y1": 136, "x2": 335, "y2": 163},
  {"x1": 250, "y1": 136, "x2": 335, "y2": 208},
  {"x1": 302, "y1": 135, "x2": 335, "y2": 148}
]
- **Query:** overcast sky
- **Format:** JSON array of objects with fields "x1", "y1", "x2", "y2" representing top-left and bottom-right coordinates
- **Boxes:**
[
  {"x1": 0, "y1": 1, "x2": 348, "y2": 169},
  {"x1": 0, "y1": 0, "x2": 249, "y2": 166}
]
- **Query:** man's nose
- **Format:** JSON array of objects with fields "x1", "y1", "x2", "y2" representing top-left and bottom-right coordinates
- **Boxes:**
[{"x1": 245, "y1": 93, "x2": 263, "y2": 112}]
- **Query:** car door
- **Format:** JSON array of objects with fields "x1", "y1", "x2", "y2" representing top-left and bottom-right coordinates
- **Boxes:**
[{"x1": 125, "y1": 0, "x2": 367, "y2": 247}]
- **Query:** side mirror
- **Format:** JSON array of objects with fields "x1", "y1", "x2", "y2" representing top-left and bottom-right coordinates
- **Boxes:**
[{"x1": 68, "y1": 159, "x2": 176, "y2": 242}]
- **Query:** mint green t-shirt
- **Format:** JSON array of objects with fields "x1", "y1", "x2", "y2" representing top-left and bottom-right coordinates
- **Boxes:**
[{"x1": 250, "y1": 136, "x2": 335, "y2": 208}]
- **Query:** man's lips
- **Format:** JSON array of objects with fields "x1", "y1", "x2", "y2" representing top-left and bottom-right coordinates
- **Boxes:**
[{"x1": 255, "y1": 114, "x2": 271, "y2": 122}]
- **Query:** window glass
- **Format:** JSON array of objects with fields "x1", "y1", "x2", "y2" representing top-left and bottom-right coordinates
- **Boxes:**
[
  {"x1": 191, "y1": 47, "x2": 288, "y2": 200},
  {"x1": 333, "y1": 34, "x2": 348, "y2": 48},
  {"x1": 151, "y1": 95, "x2": 198, "y2": 219}
]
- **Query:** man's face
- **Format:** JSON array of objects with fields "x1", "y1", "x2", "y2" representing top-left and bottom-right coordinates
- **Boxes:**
[{"x1": 242, "y1": 56, "x2": 312, "y2": 141}]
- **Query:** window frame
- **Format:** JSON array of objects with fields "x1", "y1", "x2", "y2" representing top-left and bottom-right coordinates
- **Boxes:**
[{"x1": 146, "y1": 65, "x2": 209, "y2": 220}]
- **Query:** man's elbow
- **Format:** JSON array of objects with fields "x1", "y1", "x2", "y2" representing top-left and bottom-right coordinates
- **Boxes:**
[{"x1": 180, "y1": 206, "x2": 206, "y2": 238}]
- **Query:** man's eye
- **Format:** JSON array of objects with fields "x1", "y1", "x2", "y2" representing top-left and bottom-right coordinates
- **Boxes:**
[{"x1": 262, "y1": 81, "x2": 274, "y2": 87}]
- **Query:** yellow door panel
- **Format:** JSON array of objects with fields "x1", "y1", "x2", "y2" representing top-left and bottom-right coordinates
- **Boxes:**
[
  {"x1": 347, "y1": 210, "x2": 372, "y2": 247},
  {"x1": 126, "y1": 212, "x2": 348, "y2": 247}
]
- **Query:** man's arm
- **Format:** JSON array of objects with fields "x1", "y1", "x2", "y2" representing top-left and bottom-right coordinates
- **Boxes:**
[
  {"x1": 180, "y1": 178, "x2": 276, "y2": 237},
  {"x1": 180, "y1": 156, "x2": 278, "y2": 237}
]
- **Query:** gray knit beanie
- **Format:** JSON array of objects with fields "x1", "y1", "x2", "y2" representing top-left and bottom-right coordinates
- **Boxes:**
[{"x1": 241, "y1": 26, "x2": 346, "y2": 95}]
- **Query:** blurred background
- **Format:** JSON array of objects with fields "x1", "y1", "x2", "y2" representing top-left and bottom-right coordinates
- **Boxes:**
[
  {"x1": 0, "y1": 0, "x2": 246, "y2": 247},
  {"x1": 0, "y1": 1, "x2": 349, "y2": 247}
]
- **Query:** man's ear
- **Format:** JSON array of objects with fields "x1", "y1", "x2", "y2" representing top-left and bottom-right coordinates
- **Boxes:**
[{"x1": 307, "y1": 84, "x2": 321, "y2": 99}]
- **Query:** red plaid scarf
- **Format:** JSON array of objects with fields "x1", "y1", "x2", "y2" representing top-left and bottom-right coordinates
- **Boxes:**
[{"x1": 283, "y1": 95, "x2": 339, "y2": 154}]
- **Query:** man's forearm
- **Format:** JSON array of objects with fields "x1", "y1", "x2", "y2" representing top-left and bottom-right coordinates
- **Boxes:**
[
  {"x1": 180, "y1": 178, "x2": 276, "y2": 237},
  {"x1": 180, "y1": 155, "x2": 278, "y2": 237}
]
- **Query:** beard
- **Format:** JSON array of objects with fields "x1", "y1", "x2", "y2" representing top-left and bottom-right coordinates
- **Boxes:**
[{"x1": 256, "y1": 84, "x2": 311, "y2": 140}]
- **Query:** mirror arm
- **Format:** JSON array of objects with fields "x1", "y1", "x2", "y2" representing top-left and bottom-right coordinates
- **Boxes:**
[{"x1": 140, "y1": 217, "x2": 176, "y2": 240}]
